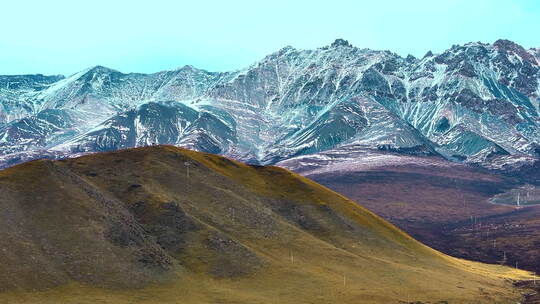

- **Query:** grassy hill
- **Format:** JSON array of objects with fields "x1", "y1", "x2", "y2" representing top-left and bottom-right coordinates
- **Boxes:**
[{"x1": 0, "y1": 146, "x2": 532, "y2": 303}]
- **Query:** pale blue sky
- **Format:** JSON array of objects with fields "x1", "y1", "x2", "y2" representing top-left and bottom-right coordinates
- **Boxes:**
[{"x1": 1, "y1": 0, "x2": 539, "y2": 75}]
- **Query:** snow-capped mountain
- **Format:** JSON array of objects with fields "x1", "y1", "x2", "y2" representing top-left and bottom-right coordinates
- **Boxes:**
[{"x1": 0, "y1": 39, "x2": 539, "y2": 173}]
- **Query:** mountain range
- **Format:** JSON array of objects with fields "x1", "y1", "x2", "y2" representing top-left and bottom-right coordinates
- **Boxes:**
[{"x1": 1, "y1": 39, "x2": 539, "y2": 175}]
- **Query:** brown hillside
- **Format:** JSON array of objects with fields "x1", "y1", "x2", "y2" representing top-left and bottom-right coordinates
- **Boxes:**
[
  {"x1": 292, "y1": 152, "x2": 540, "y2": 275},
  {"x1": 0, "y1": 146, "x2": 532, "y2": 303}
]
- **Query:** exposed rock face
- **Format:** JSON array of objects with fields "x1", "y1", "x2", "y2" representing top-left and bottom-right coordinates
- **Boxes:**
[{"x1": 0, "y1": 39, "x2": 539, "y2": 172}]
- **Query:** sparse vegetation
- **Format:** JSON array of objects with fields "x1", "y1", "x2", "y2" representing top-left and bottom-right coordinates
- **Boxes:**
[
  {"x1": 0, "y1": 145, "x2": 533, "y2": 303},
  {"x1": 307, "y1": 158, "x2": 540, "y2": 276}
]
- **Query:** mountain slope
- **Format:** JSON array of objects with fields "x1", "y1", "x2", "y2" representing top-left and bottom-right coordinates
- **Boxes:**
[
  {"x1": 0, "y1": 146, "x2": 531, "y2": 303},
  {"x1": 0, "y1": 39, "x2": 539, "y2": 174},
  {"x1": 0, "y1": 74, "x2": 65, "y2": 124},
  {"x1": 277, "y1": 146, "x2": 540, "y2": 275}
]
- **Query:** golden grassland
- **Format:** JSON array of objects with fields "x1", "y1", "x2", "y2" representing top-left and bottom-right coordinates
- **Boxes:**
[{"x1": 0, "y1": 145, "x2": 533, "y2": 303}]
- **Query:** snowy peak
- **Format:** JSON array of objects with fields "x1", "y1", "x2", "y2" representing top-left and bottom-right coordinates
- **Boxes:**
[
  {"x1": 82, "y1": 65, "x2": 120, "y2": 74},
  {"x1": 493, "y1": 39, "x2": 538, "y2": 65},
  {"x1": 329, "y1": 38, "x2": 353, "y2": 48}
]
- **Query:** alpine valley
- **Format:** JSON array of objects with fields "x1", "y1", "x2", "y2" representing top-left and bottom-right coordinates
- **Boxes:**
[{"x1": 1, "y1": 39, "x2": 539, "y2": 177}]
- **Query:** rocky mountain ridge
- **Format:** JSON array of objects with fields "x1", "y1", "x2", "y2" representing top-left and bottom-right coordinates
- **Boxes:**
[{"x1": 0, "y1": 39, "x2": 539, "y2": 173}]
